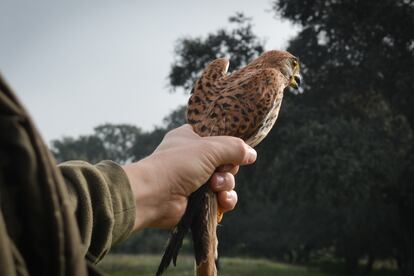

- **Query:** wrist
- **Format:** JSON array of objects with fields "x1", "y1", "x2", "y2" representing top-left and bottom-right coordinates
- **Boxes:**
[{"x1": 122, "y1": 158, "x2": 159, "y2": 232}]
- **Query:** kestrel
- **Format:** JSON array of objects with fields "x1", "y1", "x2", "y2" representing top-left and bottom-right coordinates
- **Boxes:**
[{"x1": 157, "y1": 50, "x2": 301, "y2": 276}]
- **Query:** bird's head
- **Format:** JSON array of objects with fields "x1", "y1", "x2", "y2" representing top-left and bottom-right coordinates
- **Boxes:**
[{"x1": 256, "y1": 50, "x2": 302, "y2": 90}]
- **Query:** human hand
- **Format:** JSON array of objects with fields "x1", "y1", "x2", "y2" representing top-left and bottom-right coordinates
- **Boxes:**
[{"x1": 122, "y1": 124, "x2": 257, "y2": 231}]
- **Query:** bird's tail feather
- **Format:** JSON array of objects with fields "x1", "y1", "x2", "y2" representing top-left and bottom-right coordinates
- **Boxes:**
[
  {"x1": 193, "y1": 189, "x2": 218, "y2": 276},
  {"x1": 156, "y1": 184, "x2": 209, "y2": 276},
  {"x1": 156, "y1": 225, "x2": 187, "y2": 276}
]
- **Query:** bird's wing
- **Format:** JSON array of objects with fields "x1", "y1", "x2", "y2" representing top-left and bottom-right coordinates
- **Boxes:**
[
  {"x1": 193, "y1": 68, "x2": 285, "y2": 143},
  {"x1": 201, "y1": 58, "x2": 229, "y2": 82},
  {"x1": 187, "y1": 58, "x2": 229, "y2": 126}
]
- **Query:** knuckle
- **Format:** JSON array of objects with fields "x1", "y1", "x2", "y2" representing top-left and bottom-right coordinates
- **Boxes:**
[
  {"x1": 233, "y1": 138, "x2": 247, "y2": 156},
  {"x1": 225, "y1": 136, "x2": 243, "y2": 149},
  {"x1": 231, "y1": 165, "x2": 240, "y2": 175},
  {"x1": 169, "y1": 200, "x2": 186, "y2": 218},
  {"x1": 224, "y1": 172, "x2": 235, "y2": 184}
]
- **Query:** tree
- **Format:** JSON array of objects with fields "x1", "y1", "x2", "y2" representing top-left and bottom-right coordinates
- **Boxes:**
[
  {"x1": 94, "y1": 124, "x2": 143, "y2": 163},
  {"x1": 273, "y1": 0, "x2": 414, "y2": 122},
  {"x1": 168, "y1": 13, "x2": 264, "y2": 92},
  {"x1": 52, "y1": 123, "x2": 142, "y2": 164},
  {"x1": 162, "y1": 105, "x2": 186, "y2": 130},
  {"x1": 272, "y1": 0, "x2": 414, "y2": 273},
  {"x1": 52, "y1": 136, "x2": 108, "y2": 164}
]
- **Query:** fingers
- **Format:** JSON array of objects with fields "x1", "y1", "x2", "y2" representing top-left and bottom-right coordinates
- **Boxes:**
[
  {"x1": 217, "y1": 164, "x2": 239, "y2": 175},
  {"x1": 217, "y1": 190, "x2": 238, "y2": 212},
  {"x1": 210, "y1": 172, "x2": 238, "y2": 212},
  {"x1": 210, "y1": 172, "x2": 235, "y2": 191},
  {"x1": 171, "y1": 125, "x2": 257, "y2": 167},
  {"x1": 207, "y1": 136, "x2": 257, "y2": 166}
]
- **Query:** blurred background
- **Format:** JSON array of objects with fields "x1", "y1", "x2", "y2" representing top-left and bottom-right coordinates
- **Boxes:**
[{"x1": 2, "y1": 0, "x2": 413, "y2": 275}]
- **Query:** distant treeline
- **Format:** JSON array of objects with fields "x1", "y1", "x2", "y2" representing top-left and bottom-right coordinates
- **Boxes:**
[{"x1": 52, "y1": 1, "x2": 414, "y2": 275}]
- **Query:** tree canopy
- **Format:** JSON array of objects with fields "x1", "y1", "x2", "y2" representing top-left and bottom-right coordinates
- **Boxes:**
[{"x1": 168, "y1": 13, "x2": 264, "y2": 92}]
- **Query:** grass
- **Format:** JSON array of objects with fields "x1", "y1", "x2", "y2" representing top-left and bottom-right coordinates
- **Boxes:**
[{"x1": 97, "y1": 254, "x2": 399, "y2": 276}]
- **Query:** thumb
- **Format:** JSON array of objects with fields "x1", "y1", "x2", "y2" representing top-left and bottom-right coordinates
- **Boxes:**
[{"x1": 205, "y1": 136, "x2": 257, "y2": 167}]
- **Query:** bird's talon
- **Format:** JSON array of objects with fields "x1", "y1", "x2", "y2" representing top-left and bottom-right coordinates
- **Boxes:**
[{"x1": 217, "y1": 208, "x2": 224, "y2": 223}]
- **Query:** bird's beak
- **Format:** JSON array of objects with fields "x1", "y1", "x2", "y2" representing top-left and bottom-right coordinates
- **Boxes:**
[{"x1": 289, "y1": 74, "x2": 301, "y2": 89}]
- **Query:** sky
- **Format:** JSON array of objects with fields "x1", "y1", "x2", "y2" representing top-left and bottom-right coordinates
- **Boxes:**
[{"x1": 0, "y1": 0, "x2": 299, "y2": 142}]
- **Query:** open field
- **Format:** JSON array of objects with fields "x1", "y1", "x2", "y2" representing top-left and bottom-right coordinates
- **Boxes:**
[{"x1": 98, "y1": 254, "x2": 399, "y2": 276}]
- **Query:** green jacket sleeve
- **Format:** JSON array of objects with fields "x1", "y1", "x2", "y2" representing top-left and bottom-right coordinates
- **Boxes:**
[{"x1": 59, "y1": 160, "x2": 136, "y2": 264}]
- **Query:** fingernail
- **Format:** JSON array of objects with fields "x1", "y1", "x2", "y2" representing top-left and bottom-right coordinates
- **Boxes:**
[
  {"x1": 247, "y1": 147, "x2": 257, "y2": 163},
  {"x1": 226, "y1": 191, "x2": 233, "y2": 200}
]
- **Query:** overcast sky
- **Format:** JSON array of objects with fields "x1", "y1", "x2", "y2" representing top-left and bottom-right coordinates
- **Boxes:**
[{"x1": 0, "y1": 0, "x2": 299, "y2": 142}]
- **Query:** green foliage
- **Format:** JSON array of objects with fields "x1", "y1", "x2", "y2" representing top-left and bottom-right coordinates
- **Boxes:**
[
  {"x1": 273, "y1": 0, "x2": 414, "y2": 124},
  {"x1": 51, "y1": 123, "x2": 143, "y2": 164},
  {"x1": 270, "y1": 0, "x2": 414, "y2": 273},
  {"x1": 98, "y1": 254, "x2": 399, "y2": 276},
  {"x1": 218, "y1": 97, "x2": 407, "y2": 268},
  {"x1": 51, "y1": 135, "x2": 108, "y2": 164}
]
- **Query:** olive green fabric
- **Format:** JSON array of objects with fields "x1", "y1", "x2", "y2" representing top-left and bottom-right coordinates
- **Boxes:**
[
  {"x1": 59, "y1": 160, "x2": 136, "y2": 264},
  {"x1": 0, "y1": 74, "x2": 136, "y2": 275}
]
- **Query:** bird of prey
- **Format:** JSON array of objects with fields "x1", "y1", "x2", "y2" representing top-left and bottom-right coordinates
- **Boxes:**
[{"x1": 156, "y1": 50, "x2": 301, "y2": 276}]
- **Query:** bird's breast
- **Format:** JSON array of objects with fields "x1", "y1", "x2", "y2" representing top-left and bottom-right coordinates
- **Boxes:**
[{"x1": 246, "y1": 95, "x2": 283, "y2": 147}]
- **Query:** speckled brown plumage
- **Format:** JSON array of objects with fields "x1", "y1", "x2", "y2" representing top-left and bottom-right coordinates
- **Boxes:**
[{"x1": 157, "y1": 50, "x2": 301, "y2": 276}]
